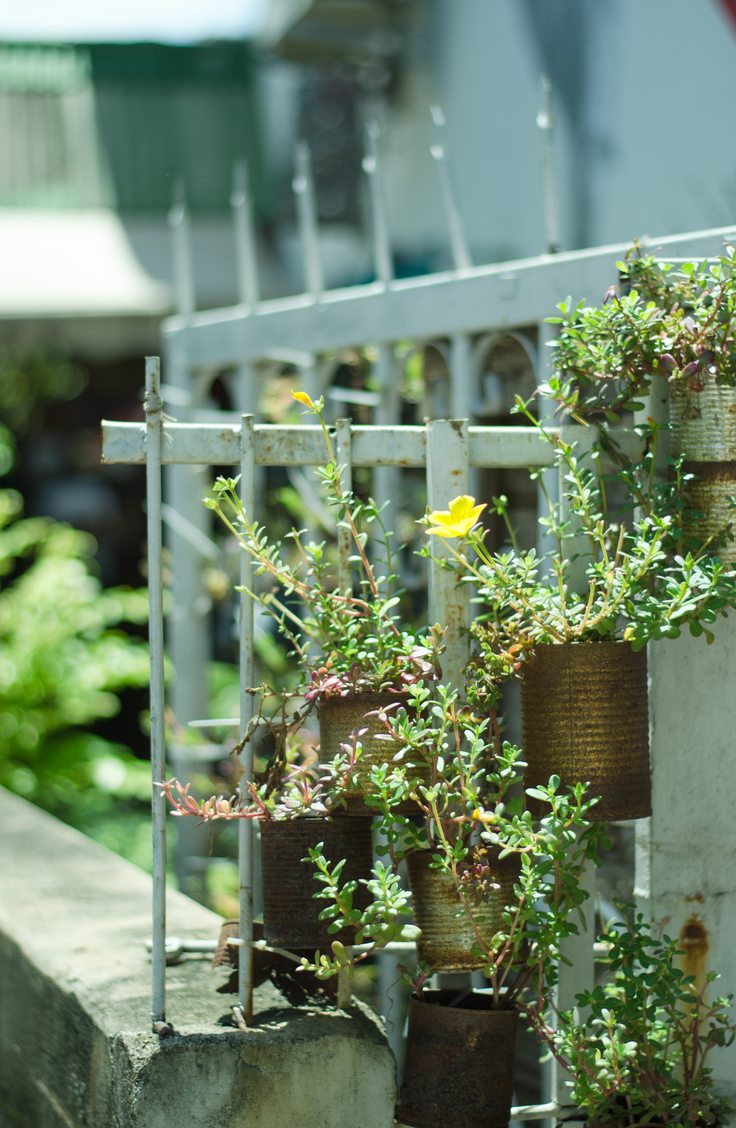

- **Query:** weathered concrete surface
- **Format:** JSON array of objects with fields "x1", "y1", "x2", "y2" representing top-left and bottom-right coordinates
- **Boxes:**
[{"x1": 0, "y1": 788, "x2": 396, "y2": 1128}]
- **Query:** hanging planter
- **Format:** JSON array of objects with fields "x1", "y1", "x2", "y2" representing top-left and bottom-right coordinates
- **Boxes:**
[
  {"x1": 261, "y1": 816, "x2": 374, "y2": 948},
  {"x1": 520, "y1": 641, "x2": 650, "y2": 823},
  {"x1": 406, "y1": 848, "x2": 520, "y2": 971},
  {"x1": 319, "y1": 692, "x2": 426, "y2": 814},
  {"x1": 397, "y1": 990, "x2": 518, "y2": 1128},
  {"x1": 669, "y1": 382, "x2": 736, "y2": 561}
]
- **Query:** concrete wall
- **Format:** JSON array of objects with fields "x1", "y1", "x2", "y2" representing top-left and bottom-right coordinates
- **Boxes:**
[
  {"x1": 0, "y1": 788, "x2": 396, "y2": 1128},
  {"x1": 636, "y1": 617, "x2": 736, "y2": 1098}
]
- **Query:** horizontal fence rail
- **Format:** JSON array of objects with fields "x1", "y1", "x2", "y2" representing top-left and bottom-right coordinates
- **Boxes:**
[
  {"x1": 102, "y1": 420, "x2": 643, "y2": 470},
  {"x1": 163, "y1": 225, "x2": 736, "y2": 368}
]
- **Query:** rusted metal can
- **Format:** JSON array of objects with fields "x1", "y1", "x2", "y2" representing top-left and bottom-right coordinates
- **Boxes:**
[
  {"x1": 260, "y1": 816, "x2": 373, "y2": 948},
  {"x1": 669, "y1": 382, "x2": 736, "y2": 462},
  {"x1": 669, "y1": 383, "x2": 736, "y2": 561},
  {"x1": 520, "y1": 641, "x2": 651, "y2": 823},
  {"x1": 319, "y1": 692, "x2": 426, "y2": 814},
  {"x1": 397, "y1": 991, "x2": 518, "y2": 1128},
  {"x1": 681, "y1": 461, "x2": 736, "y2": 562},
  {"x1": 406, "y1": 848, "x2": 520, "y2": 971}
]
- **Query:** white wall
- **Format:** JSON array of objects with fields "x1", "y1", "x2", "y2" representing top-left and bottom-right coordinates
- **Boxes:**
[{"x1": 377, "y1": 0, "x2": 736, "y2": 266}]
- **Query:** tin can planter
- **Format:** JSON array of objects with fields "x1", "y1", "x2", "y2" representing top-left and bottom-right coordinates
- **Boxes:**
[
  {"x1": 260, "y1": 816, "x2": 373, "y2": 948},
  {"x1": 397, "y1": 991, "x2": 519, "y2": 1128},
  {"x1": 406, "y1": 848, "x2": 520, "y2": 971},
  {"x1": 520, "y1": 641, "x2": 650, "y2": 823},
  {"x1": 670, "y1": 382, "x2": 736, "y2": 562},
  {"x1": 319, "y1": 692, "x2": 426, "y2": 814}
]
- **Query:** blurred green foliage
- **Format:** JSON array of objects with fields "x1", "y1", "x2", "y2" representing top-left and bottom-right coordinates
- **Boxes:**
[{"x1": 0, "y1": 417, "x2": 155, "y2": 864}]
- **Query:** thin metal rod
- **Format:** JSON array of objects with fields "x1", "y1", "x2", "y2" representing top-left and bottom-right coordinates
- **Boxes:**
[
  {"x1": 293, "y1": 141, "x2": 323, "y2": 296},
  {"x1": 363, "y1": 120, "x2": 393, "y2": 285},
  {"x1": 239, "y1": 414, "x2": 256, "y2": 1023},
  {"x1": 429, "y1": 105, "x2": 472, "y2": 272},
  {"x1": 145, "y1": 356, "x2": 167, "y2": 1026},
  {"x1": 334, "y1": 418, "x2": 352, "y2": 598},
  {"x1": 537, "y1": 75, "x2": 561, "y2": 254},
  {"x1": 337, "y1": 945, "x2": 353, "y2": 1009},
  {"x1": 168, "y1": 180, "x2": 195, "y2": 318},
  {"x1": 231, "y1": 160, "x2": 260, "y2": 307}
]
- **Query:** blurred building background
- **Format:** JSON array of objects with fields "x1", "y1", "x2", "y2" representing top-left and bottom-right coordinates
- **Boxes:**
[
  {"x1": 1, "y1": 0, "x2": 735, "y2": 1074},
  {"x1": 3, "y1": 0, "x2": 736, "y2": 589}
]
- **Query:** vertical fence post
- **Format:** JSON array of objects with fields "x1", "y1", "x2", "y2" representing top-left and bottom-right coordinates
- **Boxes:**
[
  {"x1": 363, "y1": 121, "x2": 399, "y2": 531},
  {"x1": 232, "y1": 160, "x2": 260, "y2": 309},
  {"x1": 558, "y1": 422, "x2": 598, "y2": 594},
  {"x1": 537, "y1": 75, "x2": 561, "y2": 255},
  {"x1": 145, "y1": 356, "x2": 167, "y2": 1026},
  {"x1": 168, "y1": 182, "x2": 195, "y2": 319},
  {"x1": 335, "y1": 419, "x2": 353, "y2": 597},
  {"x1": 294, "y1": 141, "x2": 323, "y2": 297},
  {"x1": 231, "y1": 160, "x2": 261, "y2": 421},
  {"x1": 334, "y1": 417, "x2": 354, "y2": 1008},
  {"x1": 552, "y1": 421, "x2": 597, "y2": 1106},
  {"x1": 239, "y1": 415, "x2": 256, "y2": 1023},
  {"x1": 429, "y1": 104, "x2": 472, "y2": 274},
  {"x1": 426, "y1": 419, "x2": 470, "y2": 689}
]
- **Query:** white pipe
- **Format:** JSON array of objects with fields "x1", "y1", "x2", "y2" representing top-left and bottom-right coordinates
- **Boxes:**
[
  {"x1": 144, "y1": 356, "x2": 167, "y2": 1025},
  {"x1": 239, "y1": 414, "x2": 256, "y2": 1022}
]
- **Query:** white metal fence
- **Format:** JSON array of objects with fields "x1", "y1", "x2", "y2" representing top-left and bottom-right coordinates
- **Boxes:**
[{"x1": 100, "y1": 195, "x2": 736, "y2": 1112}]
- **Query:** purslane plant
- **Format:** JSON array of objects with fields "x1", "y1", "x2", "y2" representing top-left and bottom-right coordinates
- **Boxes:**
[
  {"x1": 298, "y1": 684, "x2": 609, "y2": 1012},
  {"x1": 205, "y1": 390, "x2": 443, "y2": 697},
  {"x1": 420, "y1": 401, "x2": 736, "y2": 653},
  {"x1": 529, "y1": 907, "x2": 736, "y2": 1126},
  {"x1": 541, "y1": 243, "x2": 736, "y2": 422}
]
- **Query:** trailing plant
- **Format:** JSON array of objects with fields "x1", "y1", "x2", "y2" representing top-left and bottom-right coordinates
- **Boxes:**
[
  {"x1": 204, "y1": 391, "x2": 443, "y2": 699},
  {"x1": 529, "y1": 906, "x2": 736, "y2": 1126},
  {"x1": 296, "y1": 685, "x2": 608, "y2": 1008},
  {"x1": 540, "y1": 242, "x2": 736, "y2": 422},
  {"x1": 419, "y1": 402, "x2": 736, "y2": 655}
]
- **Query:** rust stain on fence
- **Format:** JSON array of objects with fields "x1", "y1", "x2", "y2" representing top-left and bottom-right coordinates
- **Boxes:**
[{"x1": 678, "y1": 916, "x2": 709, "y2": 1002}]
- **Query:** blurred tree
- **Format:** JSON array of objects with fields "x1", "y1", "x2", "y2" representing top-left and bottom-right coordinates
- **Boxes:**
[{"x1": 0, "y1": 423, "x2": 157, "y2": 865}]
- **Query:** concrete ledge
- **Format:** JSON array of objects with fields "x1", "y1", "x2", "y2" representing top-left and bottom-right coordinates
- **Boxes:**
[{"x1": 0, "y1": 788, "x2": 396, "y2": 1128}]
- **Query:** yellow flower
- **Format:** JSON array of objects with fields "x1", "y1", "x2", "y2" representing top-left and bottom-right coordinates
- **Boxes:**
[
  {"x1": 292, "y1": 390, "x2": 315, "y2": 408},
  {"x1": 426, "y1": 495, "x2": 486, "y2": 539}
]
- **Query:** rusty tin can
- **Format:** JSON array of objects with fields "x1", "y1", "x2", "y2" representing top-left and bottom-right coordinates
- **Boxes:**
[
  {"x1": 682, "y1": 460, "x2": 736, "y2": 562},
  {"x1": 397, "y1": 991, "x2": 518, "y2": 1128},
  {"x1": 520, "y1": 641, "x2": 651, "y2": 823},
  {"x1": 260, "y1": 816, "x2": 373, "y2": 948},
  {"x1": 319, "y1": 692, "x2": 426, "y2": 814},
  {"x1": 669, "y1": 383, "x2": 736, "y2": 561},
  {"x1": 406, "y1": 848, "x2": 520, "y2": 971},
  {"x1": 669, "y1": 382, "x2": 736, "y2": 462}
]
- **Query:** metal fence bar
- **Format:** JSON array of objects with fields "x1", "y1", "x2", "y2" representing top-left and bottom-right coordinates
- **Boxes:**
[
  {"x1": 144, "y1": 356, "x2": 167, "y2": 1025},
  {"x1": 426, "y1": 419, "x2": 470, "y2": 689},
  {"x1": 232, "y1": 160, "x2": 260, "y2": 309},
  {"x1": 163, "y1": 226, "x2": 736, "y2": 368},
  {"x1": 239, "y1": 414, "x2": 256, "y2": 1022},
  {"x1": 294, "y1": 140, "x2": 323, "y2": 297},
  {"x1": 335, "y1": 418, "x2": 353, "y2": 596}
]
